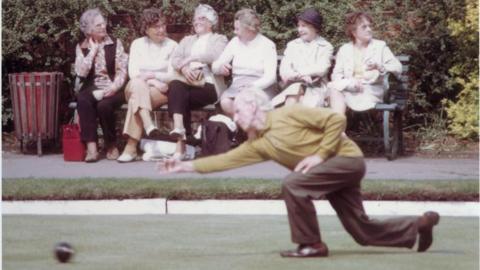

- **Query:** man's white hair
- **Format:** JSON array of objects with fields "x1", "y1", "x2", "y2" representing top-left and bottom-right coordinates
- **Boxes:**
[{"x1": 234, "y1": 89, "x2": 273, "y2": 112}]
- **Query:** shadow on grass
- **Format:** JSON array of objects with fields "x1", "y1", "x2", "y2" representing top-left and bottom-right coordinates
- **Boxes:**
[
  {"x1": 180, "y1": 251, "x2": 278, "y2": 258},
  {"x1": 332, "y1": 249, "x2": 463, "y2": 257},
  {"x1": 187, "y1": 248, "x2": 464, "y2": 259}
]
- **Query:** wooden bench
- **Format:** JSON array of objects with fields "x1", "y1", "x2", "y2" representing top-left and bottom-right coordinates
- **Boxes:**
[
  {"x1": 274, "y1": 54, "x2": 410, "y2": 160},
  {"x1": 67, "y1": 101, "x2": 216, "y2": 135},
  {"x1": 68, "y1": 54, "x2": 409, "y2": 160}
]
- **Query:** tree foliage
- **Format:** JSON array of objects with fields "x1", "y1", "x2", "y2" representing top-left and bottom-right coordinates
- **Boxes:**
[
  {"x1": 2, "y1": 0, "x2": 478, "y2": 141},
  {"x1": 443, "y1": 0, "x2": 479, "y2": 139}
]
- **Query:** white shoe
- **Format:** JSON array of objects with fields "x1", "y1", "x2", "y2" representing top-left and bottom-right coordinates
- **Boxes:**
[
  {"x1": 117, "y1": 152, "x2": 137, "y2": 163},
  {"x1": 169, "y1": 127, "x2": 186, "y2": 140}
]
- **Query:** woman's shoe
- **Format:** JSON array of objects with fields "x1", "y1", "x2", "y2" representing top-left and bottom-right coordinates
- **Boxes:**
[
  {"x1": 85, "y1": 151, "x2": 99, "y2": 163},
  {"x1": 106, "y1": 147, "x2": 120, "y2": 160},
  {"x1": 117, "y1": 152, "x2": 138, "y2": 163},
  {"x1": 169, "y1": 127, "x2": 186, "y2": 140}
]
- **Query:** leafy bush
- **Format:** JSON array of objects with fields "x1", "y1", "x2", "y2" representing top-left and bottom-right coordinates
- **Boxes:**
[
  {"x1": 2, "y1": 0, "x2": 478, "y2": 143},
  {"x1": 443, "y1": 0, "x2": 479, "y2": 139},
  {"x1": 443, "y1": 71, "x2": 479, "y2": 139},
  {"x1": 1, "y1": 0, "x2": 150, "y2": 128}
]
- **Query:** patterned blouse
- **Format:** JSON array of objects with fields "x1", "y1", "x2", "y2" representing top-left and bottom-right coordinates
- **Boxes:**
[{"x1": 74, "y1": 36, "x2": 128, "y2": 91}]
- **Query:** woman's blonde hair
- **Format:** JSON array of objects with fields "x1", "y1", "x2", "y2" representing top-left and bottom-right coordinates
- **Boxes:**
[{"x1": 234, "y1": 8, "x2": 261, "y2": 33}]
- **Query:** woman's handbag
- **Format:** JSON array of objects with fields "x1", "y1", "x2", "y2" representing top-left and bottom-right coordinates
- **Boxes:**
[
  {"x1": 62, "y1": 115, "x2": 85, "y2": 162},
  {"x1": 167, "y1": 62, "x2": 205, "y2": 87}
]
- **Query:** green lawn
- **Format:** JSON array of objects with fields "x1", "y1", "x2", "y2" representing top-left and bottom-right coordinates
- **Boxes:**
[{"x1": 3, "y1": 215, "x2": 479, "y2": 270}]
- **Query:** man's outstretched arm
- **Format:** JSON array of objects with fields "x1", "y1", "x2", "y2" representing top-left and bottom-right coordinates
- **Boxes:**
[{"x1": 157, "y1": 141, "x2": 268, "y2": 174}]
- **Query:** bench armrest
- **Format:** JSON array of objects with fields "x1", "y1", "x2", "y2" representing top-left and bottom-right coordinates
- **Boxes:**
[{"x1": 383, "y1": 71, "x2": 408, "y2": 105}]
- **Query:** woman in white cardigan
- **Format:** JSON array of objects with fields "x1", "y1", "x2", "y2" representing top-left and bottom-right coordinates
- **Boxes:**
[
  {"x1": 117, "y1": 8, "x2": 178, "y2": 162},
  {"x1": 212, "y1": 8, "x2": 277, "y2": 116},
  {"x1": 167, "y1": 4, "x2": 228, "y2": 160},
  {"x1": 329, "y1": 12, "x2": 402, "y2": 113},
  {"x1": 272, "y1": 8, "x2": 333, "y2": 108}
]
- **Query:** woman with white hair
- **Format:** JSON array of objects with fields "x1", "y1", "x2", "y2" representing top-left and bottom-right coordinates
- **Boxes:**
[
  {"x1": 74, "y1": 8, "x2": 128, "y2": 162},
  {"x1": 212, "y1": 8, "x2": 278, "y2": 116},
  {"x1": 117, "y1": 8, "x2": 178, "y2": 163},
  {"x1": 166, "y1": 4, "x2": 228, "y2": 160}
]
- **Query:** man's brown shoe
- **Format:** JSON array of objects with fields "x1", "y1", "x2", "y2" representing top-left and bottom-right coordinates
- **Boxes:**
[
  {"x1": 417, "y1": 211, "x2": 440, "y2": 252},
  {"x1": 280, "y1": 242, "x2": 329, "y2": 258}
]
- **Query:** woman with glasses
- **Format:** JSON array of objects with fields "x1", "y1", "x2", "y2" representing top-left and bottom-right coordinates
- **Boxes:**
[
  {"x1": 167, "y1": 4, "x2": 228, "y2": 160},
  {"x1": 328, "y1": 12, "x2": 402, "y2": 114}
]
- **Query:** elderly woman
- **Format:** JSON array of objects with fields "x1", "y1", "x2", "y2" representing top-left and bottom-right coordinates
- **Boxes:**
[
  {"x1": 167, "y1": 4, "x2": 228, "y2": 160},
  {"x1": 74, "y1": 8, "x2": 128, "y2": 162},
  {"x1": 117, "y1": 8, "x2": 178, "y2": 163},
  {"x1": 271, "y1": 8, "x2": 333, "y2": 108},
  {"x1": 328, "y1": 12, "x2": 402, "y2": 114},
  {"x1": 212, "y1": 8, "x2": 277, "y2": 116}
]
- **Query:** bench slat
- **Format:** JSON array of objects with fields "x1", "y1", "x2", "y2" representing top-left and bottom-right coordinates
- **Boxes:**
[{"x1": 68, "y1": 102, "x2": 216, "y2": 111}]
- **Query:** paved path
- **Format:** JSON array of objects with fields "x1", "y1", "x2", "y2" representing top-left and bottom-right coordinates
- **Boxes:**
[{"x1": 2, "y1": 152, "x2": 478, "y2": 180}]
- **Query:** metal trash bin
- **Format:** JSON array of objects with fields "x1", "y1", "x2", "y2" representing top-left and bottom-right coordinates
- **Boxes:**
[{"x1": 8, "y1": 72, "x2": 63, "y2": 156}]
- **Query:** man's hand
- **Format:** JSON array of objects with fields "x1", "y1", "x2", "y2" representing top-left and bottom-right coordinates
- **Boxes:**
[
  {"x1": 156, "y1": 159, "x2": 195, "y2": 174},
  {"x1": 294, "y1": 155, "x2": 324, "y2": 174}
]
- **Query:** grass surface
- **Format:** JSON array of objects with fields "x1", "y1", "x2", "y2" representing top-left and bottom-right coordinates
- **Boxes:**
[
  {"x1": 2, "y1": 178, "x2": 479, "y2": 201},
  {"x1": 3, "y1": 215, "x2": 479, "y2": 270}
]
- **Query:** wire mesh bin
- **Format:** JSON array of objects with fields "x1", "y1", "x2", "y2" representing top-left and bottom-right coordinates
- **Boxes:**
[{"x1": 8, "y1": 72, "x2": 63, "y2": 156}]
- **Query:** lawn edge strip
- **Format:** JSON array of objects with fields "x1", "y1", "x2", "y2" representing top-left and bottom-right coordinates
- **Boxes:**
[{"x1": 2, "y1": 178, "x2": 478, "y2": 202}]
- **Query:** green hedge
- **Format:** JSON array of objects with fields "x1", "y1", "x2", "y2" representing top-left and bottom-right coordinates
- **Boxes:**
[
  {"x1": 2, "y1": 0, "x2": 478, "y2": 140},
  {"x1": 443, "y1": 0, "x2": 479, "y2": 139}
]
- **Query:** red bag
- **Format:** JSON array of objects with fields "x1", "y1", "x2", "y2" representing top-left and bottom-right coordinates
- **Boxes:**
[{"x1": 62, "y1": 123, "x2": 85, "y2": 161}]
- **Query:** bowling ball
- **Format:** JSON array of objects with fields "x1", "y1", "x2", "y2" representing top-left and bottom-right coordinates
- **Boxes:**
[{"x1": 54, "y1": 242, "x2": 74, "y2": 263}]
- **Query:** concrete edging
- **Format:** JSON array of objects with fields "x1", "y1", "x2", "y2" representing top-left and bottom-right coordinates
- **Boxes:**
[{"x1": 2, "y1": 199, "x2": 479, "y2": 217}]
